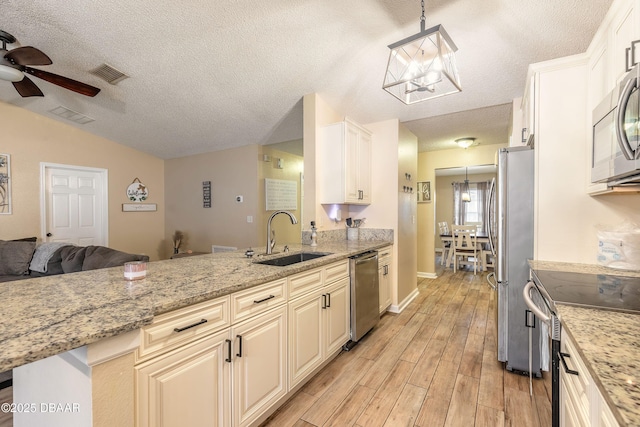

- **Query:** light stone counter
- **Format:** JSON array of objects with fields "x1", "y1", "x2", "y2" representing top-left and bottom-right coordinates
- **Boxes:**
[
  {"x1": 0, "y1": 239, "x2": 392, "y2": 373},
  {"x1": 529, "y1": 260, "x2": 640, "y2": 427}
]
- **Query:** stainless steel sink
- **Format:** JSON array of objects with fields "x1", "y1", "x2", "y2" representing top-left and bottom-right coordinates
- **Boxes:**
[{"x1": 255, "y1": 252, "x2": 331, "y2": 266}]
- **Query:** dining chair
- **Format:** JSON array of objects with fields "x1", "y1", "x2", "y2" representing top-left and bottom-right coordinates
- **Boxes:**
[
  {"x1": 438, "y1": 222, "x2": 452, "y2": 266},
  {"x1": 452, "y1": 224, "x2": 481, "y2": 274}
]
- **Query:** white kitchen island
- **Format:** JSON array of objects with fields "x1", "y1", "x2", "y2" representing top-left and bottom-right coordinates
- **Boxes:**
[{"x1": 2, "y1": 239, "x2": 393, "y2": 427}]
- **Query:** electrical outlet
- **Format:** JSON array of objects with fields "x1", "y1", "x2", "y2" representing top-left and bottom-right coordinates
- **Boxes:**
[{"x1": 247, "y1": 215, "x2": 253, "y2": 223}]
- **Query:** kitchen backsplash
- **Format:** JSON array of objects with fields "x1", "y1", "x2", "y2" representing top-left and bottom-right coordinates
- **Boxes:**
[{"x1": 302, "y1": 228, "x2": 394, "y2": 245}]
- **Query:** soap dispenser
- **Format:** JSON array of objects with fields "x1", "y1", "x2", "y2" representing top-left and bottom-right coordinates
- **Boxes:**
[{"x1": 310, "y1": 221, "x2": 317, "y2": 247}]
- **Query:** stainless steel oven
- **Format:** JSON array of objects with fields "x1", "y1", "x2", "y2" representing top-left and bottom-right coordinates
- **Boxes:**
[
  {"x1": 524, "y1": 268, "x2": 640, "y2": 427},
  {"x1": 523, "y1": 277, "x2": 561, "y2": 427}
]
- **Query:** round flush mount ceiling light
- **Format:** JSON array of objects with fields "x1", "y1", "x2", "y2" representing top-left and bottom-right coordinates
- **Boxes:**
[{"x1": 455, "y1": 137, "x2": 476, "y2": 149}]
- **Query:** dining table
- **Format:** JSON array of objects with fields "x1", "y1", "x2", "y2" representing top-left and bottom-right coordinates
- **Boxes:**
[{"x1": 440, "y1": 231, "x2": 491, "y2": 270}]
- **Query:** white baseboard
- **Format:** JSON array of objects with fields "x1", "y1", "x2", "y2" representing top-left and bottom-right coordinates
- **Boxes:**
[
  {"x1": 387, "y1": 288, "x2": 419, "y2": 314},
  {"x1": 417, "y1": 271, "x2": 438, "y2": 279}
]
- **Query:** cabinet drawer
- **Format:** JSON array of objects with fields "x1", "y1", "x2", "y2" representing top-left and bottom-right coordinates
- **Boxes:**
[
  {"x1": 378, "y1": 247, "x2": 392, "y2": 267},
  {"x1": 231, "y1": 278, "x2": 287, "y2": 323},
  {"x1": 324, "y1": 260, "x2": 349, "y2": 284},
  {"x1": 289, "y1": 267, "x2": 323, "y2": 299},
  {"x1": 137, "y1": 295, "x2": 230, "y2": 362}
]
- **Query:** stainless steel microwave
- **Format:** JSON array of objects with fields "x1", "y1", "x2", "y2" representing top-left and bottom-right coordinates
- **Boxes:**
[{"x1": 592, "y1": 63, "x2": 640, "y2": 184}]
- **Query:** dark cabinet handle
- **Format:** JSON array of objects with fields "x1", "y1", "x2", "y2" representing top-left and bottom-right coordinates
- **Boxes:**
[
  {"x1": 236, "y1": 335, "x2": 243, "y2": 357},
  {"x1": 225, "y1": 339, "x2": 232, "y2": 363},
  {"x1": 327, "y1": 292, "x2": 331, "y2": 308},
  {"x1": 558, "y1": 352, "x2": 579, "y2": 376},
  {"x1": 322, "y1": 294, "x2": 327, "y2": 309},
  {"x1": 46, "y1": 233, "x2": 52, "y2": 237},
  {"x1": 173, "y1": 318, "x2": 207, "y2": 333},
  {"x1": 254, "y1": 295, "x2": 275, "y2": 304}
]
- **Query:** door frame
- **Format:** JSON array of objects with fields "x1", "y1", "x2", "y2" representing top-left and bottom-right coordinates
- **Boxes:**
[{"x1": 40, "y1": 162, "x2": 109, "y2": 245}]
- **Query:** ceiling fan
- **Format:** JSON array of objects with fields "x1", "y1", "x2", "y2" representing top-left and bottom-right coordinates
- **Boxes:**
[{"x1": 0, "y1": 30, "x2": 100, "y2": 98}]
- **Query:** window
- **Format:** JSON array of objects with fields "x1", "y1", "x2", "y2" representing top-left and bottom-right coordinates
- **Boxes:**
[{"x1": 464, "y1": 183, "x2": 479, "y2": 223}]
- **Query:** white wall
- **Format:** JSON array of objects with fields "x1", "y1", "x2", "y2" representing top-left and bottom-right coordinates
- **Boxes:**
[{"x1": 533, "y1": 57, "x2": 640, "y2": 264}]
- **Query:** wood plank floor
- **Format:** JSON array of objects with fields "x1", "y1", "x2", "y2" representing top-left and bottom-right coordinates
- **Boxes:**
[
  {"x1": 0, "y1": 385, "x2": 11, "y2": 427},
  {"x1": 261, "y1": 268, "x2": 552, "y2": 427}
]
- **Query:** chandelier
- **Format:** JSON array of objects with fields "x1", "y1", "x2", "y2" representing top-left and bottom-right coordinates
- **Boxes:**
[
  {"x1": 383, "y1": 0, "x2": 461, "y2": 104},
  {"x1": 462, "y1": 167, "x2": 471, "y2": 203}
]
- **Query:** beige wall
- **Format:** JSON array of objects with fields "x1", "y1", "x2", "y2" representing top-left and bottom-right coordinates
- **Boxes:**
[
  {"x1": 0, "y1": 102, "x2": 165, "y2": 260},
  {"x1": 434, "y1": 171, "x2": 496, "y2": 250},
  {"x1": 164, "y1": 145, "x2": 260, "y2": 254},
  {"x1": 359, "y1": 119, "x2": 400, "y2": 302},
  {"x1": 396, "y1": 123, "x2": 418, "y2": 305},
  {"x1": 258, "y1": 144, "x2": 303, "y2": 246},
  {"x1": 418, "y1": 144, "x2": 506, "y2": 275}
]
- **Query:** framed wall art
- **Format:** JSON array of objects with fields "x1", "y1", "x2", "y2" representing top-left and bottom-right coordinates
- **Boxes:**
[
  {"x1": 0, "y1": 154, "x2": 11, "y2": 214},
  {"x1": 417, "y1": 181, "x2": 431, "y2": 203}
]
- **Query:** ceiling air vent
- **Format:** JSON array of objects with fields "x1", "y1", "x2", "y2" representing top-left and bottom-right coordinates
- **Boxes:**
[
  {"x1": 49, "y1": 106, "x2": 95, "y2": 125},
  {"x1": 90, "y1": 63, "x2": 129, "y2": 85}
]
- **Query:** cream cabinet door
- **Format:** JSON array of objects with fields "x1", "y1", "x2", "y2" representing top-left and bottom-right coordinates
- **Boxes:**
[
  {"x1": 135, "y1": 328, "x2": 231, "y2": 427},
  {"x1": 232, "y1": 306, "x2": 287, "y2": 427},
  {"x1": 319, "y1": 118, "x2": 372, "y2": 205},
  {"x1": 323, "y1": 277, "x2": 350, "y2": 356},
  {"x1": 288, "y1": 290, "x2": 323, "y2": 389},
  {"x1": 357, "y1": 130, "x2": 372, "y2": 204},
  {"x1": 345, "y1": 123, "x2": 361, "y2": 203},
  {"x1": 378, "y1": 248, "x2": 392, "y2": 314}
]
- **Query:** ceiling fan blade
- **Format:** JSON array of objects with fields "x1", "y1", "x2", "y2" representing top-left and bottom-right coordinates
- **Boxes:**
[
  {"x1": 5, "y1": 46, "x2": 52, "y2": 66},
  {"x1": 12, "y1": 75, "x2": 44, "y2": 97},
  {"x1": 23, "y1": 66, "x2": 100, "y2": 97}
]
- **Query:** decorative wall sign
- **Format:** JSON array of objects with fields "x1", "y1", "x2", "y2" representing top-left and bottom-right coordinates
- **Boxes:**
[
  {"x1": 122, "y1": 203, "x2": 157, "y2": 212},
  {"x1": 0, "y1": 154, "x2": 11, "y2": 215},
  {"x1": 203, "y1": 181, "x2": 211, "y2": 208},
  {"x1": 417, "y1": 181, "x2": 431, "y2": 203},
  {"x1": 265, "y1": 178, "x2": 297, "y2": 211},
  {"x1": 127, "y1": 177, "x2": 149, "y2": 202}
]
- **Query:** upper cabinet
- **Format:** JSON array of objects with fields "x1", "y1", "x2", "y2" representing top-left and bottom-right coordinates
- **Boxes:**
[
  {"x1": 319, "y1": 118, "x2": 372, "y2": 205},
  {"x1": 587, "y1": 0, "x2": 640, "y2": 194},
  {"x1": 588, "y1": 0, "x2": 639, "y2": 107}
]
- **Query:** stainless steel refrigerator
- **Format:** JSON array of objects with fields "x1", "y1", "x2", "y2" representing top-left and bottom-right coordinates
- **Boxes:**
[{"x1": 489, "y1": 146, "x2": 540, "y2": 377}]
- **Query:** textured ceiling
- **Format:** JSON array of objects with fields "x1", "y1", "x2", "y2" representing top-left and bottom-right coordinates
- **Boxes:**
[{"x1": 0, "y1": 0, "x2": 613, "y2": 158}]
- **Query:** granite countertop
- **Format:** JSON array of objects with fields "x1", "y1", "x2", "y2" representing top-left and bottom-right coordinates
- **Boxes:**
[
  {"x1": 0, "y1": 239, "x2": 392, "y2": 373},
  {"x1": 529, "y1": 260, "x2": 640, "y2": 427}
]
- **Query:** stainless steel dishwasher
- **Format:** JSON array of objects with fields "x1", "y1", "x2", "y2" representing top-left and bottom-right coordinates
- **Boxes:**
[{"x1": 344, "y1": 251, "x2": 379, "y2": 350}]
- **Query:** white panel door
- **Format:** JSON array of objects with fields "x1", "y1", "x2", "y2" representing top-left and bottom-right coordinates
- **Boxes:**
[{"x1": 43, "y1": 164, "x2": 107, "y2": 245}]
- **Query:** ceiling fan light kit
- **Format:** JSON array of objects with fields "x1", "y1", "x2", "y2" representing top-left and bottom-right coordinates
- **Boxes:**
[
  {"x1": 0, "y1": 62, "x2": 23, "y2": 82},
  {"x1": 383, "y1": 0, "x2": 461, "y2": 104},
  {"x1": 0, "y1": 29, "x2": 100, "y2": 98}
]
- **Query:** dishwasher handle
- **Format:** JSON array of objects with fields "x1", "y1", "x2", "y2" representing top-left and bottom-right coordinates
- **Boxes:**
[{"x1": 352, "y1": 251, "x2": 378, "y2": 265}]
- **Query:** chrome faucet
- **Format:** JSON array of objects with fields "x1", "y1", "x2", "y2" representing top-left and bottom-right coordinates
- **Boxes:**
[{"x1": 266, "y1": 210, "x2": 298, "y2": 254}]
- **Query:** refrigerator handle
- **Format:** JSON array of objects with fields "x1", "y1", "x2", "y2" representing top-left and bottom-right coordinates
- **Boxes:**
[{"x1": 487, "y1": 177, "x2": 496, "y2": 257}]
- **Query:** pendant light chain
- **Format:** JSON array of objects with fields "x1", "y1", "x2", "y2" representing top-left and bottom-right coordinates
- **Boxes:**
[{"x1": 420, "y1": 0, "x2": 426, "y2": 31}]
